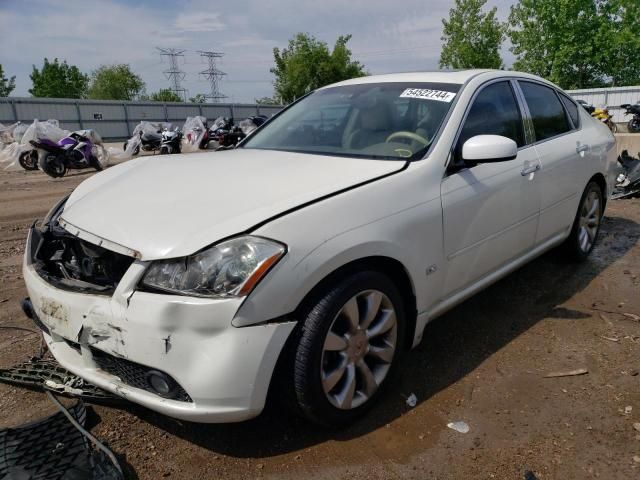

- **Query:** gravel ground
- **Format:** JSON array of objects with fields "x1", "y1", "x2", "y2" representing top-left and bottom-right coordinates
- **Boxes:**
[{"x1": 0, "y1": 156, "x2": 639, "y2": 479}]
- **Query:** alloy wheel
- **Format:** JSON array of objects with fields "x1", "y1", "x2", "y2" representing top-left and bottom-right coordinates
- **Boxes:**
[
  {"x1": 578, "y1": 189, "x2": 601, "y2": 253},
  {"x1": 320, "y1": 290, "x2": 397, "y2": 410}
]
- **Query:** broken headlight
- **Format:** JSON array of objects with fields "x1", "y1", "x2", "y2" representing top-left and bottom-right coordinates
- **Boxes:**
[{"x1": 140, "y1": 236, "x2": 286, "y2": 298}]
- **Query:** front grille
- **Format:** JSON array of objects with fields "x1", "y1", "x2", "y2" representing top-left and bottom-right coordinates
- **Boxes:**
[{"x1": 90, "y1": 348, "x2": 192, "y2": 403}]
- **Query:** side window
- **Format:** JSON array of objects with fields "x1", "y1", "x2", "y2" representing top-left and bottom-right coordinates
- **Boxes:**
[
  {"x1": 519, "y1": 82, "x2": 571, "y2": 141},
  {"x1": 456, "y1": 81, "x2": 525, "y2": 161},
  {"x1": 559, "y1": 93, "x2": 580, "y2": 128}
]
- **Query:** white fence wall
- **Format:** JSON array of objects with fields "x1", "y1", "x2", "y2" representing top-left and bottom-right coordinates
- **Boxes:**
[
  {"x1": 0, "y1": 97, "x2": 283, "y2": 140},
  {"x1": 566, "y1": 86, "x2": 640, "y2": 123}
]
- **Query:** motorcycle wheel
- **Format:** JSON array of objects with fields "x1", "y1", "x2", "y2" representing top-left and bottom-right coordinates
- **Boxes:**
[
  {"x1": 41, "y1": 154, "x2": 67, "y2": 178},
  {"x1": 629, "y1": 119, "x2": 640, "y2": 133},
  {"x1": 89, "y1": 156, "x2": 104, "y2": 172},
  {"x1": 19, "y1": 150, "x2": 39, "y2": 170},
  {"x1": 160, "y1": 146, "x2": 169, "y2": 155}
]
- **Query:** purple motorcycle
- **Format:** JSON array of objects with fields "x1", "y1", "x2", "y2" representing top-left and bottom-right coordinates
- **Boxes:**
[{"x1": 30, "y1": 129, "x2": 107, "y2": 178}]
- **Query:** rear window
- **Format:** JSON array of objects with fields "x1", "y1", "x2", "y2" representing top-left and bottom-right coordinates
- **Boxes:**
[
  {"x1": 559, "y1": 93, "x2": 580, "y2": 128},
  {"x1": 519, "y1": 81, "x2": 571, "y2": 141}
]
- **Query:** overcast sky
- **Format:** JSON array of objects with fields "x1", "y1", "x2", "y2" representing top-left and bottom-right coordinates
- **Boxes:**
[{"x1": 0, "y1": 0, "x2": 515, "y2": 103}]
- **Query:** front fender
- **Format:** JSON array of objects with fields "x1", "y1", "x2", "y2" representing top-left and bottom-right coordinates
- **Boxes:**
[
  {"x1": 232, "y1": 238, "x2": 416, "y2": 328},
  {"x1": 232, "y1": 197, "x2": 444, "y2": 328}
]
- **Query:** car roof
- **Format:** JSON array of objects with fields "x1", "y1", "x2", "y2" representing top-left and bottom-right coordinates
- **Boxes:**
[{"x1": 321, "y1": 69, "x2": 558, "y2": 90}]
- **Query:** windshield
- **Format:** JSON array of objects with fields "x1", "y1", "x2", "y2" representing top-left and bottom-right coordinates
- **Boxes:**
[{"x1": 242, "y1": 82, "x2": 461, "y2": 160}]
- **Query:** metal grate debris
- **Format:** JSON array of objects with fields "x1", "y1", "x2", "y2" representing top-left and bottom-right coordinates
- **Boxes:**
[
  {"x1": 0, "y1": 358, "x2": 120, "y2": 402},
  {"x1": 0, "y1": 400, "x2": 123, "y2": 480}
]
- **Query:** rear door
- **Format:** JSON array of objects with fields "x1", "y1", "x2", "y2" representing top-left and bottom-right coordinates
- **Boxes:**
[
  {"x1": 516, "y1": 81, "x2": 583, "y2": 243},
  {"x1": 440, "y1": 80, "x2": 541, "y2": 297}
]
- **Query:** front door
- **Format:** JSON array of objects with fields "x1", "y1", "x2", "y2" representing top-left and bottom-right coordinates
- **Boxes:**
[{"x1": 440, "y1": 80, "x2": 541, "y2": 297}]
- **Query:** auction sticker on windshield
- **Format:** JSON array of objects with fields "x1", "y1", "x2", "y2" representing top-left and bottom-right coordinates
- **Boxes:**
[{"x1": 400, "y1": 88, "x2": 456, "y2": 103}]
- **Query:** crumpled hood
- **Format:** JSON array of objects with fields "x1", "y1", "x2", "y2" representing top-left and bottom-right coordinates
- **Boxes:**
[{"x1": 61, "y1": 149, "x2": 404, "y2": 260}]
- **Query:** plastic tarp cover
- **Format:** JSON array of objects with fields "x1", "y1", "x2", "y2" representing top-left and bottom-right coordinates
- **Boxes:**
[
  {"x1": 0, "y1": 119, "x2": 69, "y2": 171},
  {"x1": 108, "y1": 121, "x2": 172, "y2": 160},
  {"x1": 239, "y1": 118, "x2": 259, "y2": 135},
  {"x1": 182, "y1": 116, "x2": 207, "y2": 152}
]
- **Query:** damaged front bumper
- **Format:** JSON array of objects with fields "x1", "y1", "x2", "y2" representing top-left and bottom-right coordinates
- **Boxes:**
[{"x1": 23, "y1": 223, "x2": 295, "y2": 423}]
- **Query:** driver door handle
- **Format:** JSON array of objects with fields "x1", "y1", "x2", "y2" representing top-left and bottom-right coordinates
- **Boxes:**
[{"x1": 521, "y1": 164, "x2": 540, "y2": 176}]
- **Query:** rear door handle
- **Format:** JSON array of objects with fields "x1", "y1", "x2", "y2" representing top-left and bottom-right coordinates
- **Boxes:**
[
  {"x1": 576, "y1": 144, "x2": 590, "y2": 154},
  {"x1": 521, "y1": 164, "x2": 540, "y2": 176}
]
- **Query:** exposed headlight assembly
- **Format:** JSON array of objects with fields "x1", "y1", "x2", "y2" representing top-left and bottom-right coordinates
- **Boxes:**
[{"x1": 140, "y1": 236, "x2": 286, "y2": 298}]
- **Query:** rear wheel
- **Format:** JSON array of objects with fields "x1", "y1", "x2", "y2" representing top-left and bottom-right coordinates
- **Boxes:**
[
  {"x1": 18, "y1": 150, "x2": 38, "y2": 170},
  {"x1": 562, "y1": 181, "x2": 603, "y2": 261},
  {"x1": 288, "y1": 271, "x2": 405, "y2": 427}
]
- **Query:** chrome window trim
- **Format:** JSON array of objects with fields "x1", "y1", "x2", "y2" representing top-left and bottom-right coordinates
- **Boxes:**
[
  {"x1": 515, "y1": 79, "x2": 583, "y2": 147},
  {"x1": 556, "y1": 90, "x2": 582, "y2": 130}
]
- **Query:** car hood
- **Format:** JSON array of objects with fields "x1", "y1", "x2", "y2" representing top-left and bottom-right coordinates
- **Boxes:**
[{"x1": 61, "y1": 149, "x2": 404, "y2": 260}]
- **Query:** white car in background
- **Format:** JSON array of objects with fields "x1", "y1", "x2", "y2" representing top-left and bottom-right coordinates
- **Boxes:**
[{"x1": 22, "y1": 70, "x2": 617, "y2": 426}]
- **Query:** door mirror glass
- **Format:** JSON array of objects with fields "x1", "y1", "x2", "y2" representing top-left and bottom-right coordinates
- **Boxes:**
[{"x1": 462, "y1": 134, "x2": 517, "y2": 162}]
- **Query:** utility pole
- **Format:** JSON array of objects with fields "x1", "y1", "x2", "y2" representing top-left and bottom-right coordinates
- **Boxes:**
[
  {"x1": 197, "y1": 50, "x2": 227, "y2": 103},
  {"x1": 157, "y1": 47, "x2": 187, "y2": 101}
]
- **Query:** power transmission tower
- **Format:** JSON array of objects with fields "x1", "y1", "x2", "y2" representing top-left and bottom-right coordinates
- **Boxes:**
[
  {"x1": 197, "y1": 51, "x2": 227, "y2": 103},
  {"x1": 157, "y1": 47, "x2": 187, "y2": 101}
]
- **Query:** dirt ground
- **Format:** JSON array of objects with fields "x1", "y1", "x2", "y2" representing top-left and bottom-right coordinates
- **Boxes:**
[{"x1": 0, "y1": 156, "x2": 639, "y2": 480}]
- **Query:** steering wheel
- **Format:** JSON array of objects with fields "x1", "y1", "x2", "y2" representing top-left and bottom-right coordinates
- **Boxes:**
[{"x1": 385, "y1": 131, "x2": 429, "y2": 146}]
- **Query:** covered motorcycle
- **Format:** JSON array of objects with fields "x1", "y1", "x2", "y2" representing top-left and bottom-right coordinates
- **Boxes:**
[
  {"x1": 208, "y1": 116, "x2": 266, "y2": 149},
  {"x1": 0, "y1": 119, "x2": 67, "y2": 171},
  {"x1": 31, "y1": 129, "x2": 109, "y2": 178},
  {"x1": 620, "y1": 103, "x2": 640, "y2": 133},
  {"x1": 182, "y1": 116, "x2": 208, "y2": 152},
  {"x1": 122, "y1": 121, "x2": 172, "y2": 157}
]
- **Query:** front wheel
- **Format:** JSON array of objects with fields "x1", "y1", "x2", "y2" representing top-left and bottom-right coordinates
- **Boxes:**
[
  {"x1": 628, "y1": 118, "x2": 640, "y2": 133},
  {"x1": 288, "y1": 271, "x2": 405, "y2": 427},
  {"x1": 561, "y1": 181, "x2": 603, "y2": 261},
  {"x1": 40, "y1": 153, "x2": 67, "y2": 178}
]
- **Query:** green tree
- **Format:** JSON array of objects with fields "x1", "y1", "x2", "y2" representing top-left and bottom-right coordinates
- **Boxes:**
[
  {"x1": 0, "y1": 64, "x2": 16, "y2": 97},
  {"x1": 29, "y1": 58, "x2": 88, "y2": 98},
  {"x1": 439, "y1": 0, "x2": 504, "y2": 69},
  {"x1": 189, "y1": 93, "x2": 207, "y2": 103},
  {"x1": 596, "y1": 0, "x2": 640, "y2": 86},
  {"x1": 87, "y1": 64, "x2": 145, "y2": 100},
  {"x1": 271, "y1": 33, "x2": 366, "y2": 104},
  {"x1": 255, "y1": 96, "x2": 280, "y2": 105},
  {"x1": 146, "y1": 89, "x2": 183, "y2": 102}
]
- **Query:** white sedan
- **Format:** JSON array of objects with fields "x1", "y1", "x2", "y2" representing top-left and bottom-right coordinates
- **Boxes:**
[{"x1": 22, "y1": 70, "x2": 617, "y2": 426}]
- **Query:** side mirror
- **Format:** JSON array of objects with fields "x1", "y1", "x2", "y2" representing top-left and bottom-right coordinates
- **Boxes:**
[{"x1": 462, "y1": 135, "x2": 517, "y2": 162}]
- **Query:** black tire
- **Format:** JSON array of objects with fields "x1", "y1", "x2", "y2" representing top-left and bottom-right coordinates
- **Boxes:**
[
  {"x1": 561, "y1": 181, "x2": 604, "y2": 262},
  {"x1": 288, "y1": 271, "x2": 406, "y2": 427},
  {"x1": 40, "y1": 153, "x2": 67, "y2": 178},
  {"x1": 160, "y1": 146, "x2": 169, "y2": 155},
  {"x1": 629, "y1": 118, "x2": 640, "y2": 133},
  {"x1": 19, "y1": 150, "x2": 38, "y2": 170},
  {"x1": 89, "y1": 156, "x2": 103, "y2": 172}
]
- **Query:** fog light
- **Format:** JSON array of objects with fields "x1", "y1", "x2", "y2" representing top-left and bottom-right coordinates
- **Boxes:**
[{"x1": 146, "y1": 370, "x2": 175, "y2": 397}]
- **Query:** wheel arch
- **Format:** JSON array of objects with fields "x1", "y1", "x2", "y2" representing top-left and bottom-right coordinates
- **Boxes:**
[
  {"x1": 292, "y1": 255, "x2": 418, "y2": 351},
  {"x1": 588, "y1": 172, "x2": 608, "y2": 210}
]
